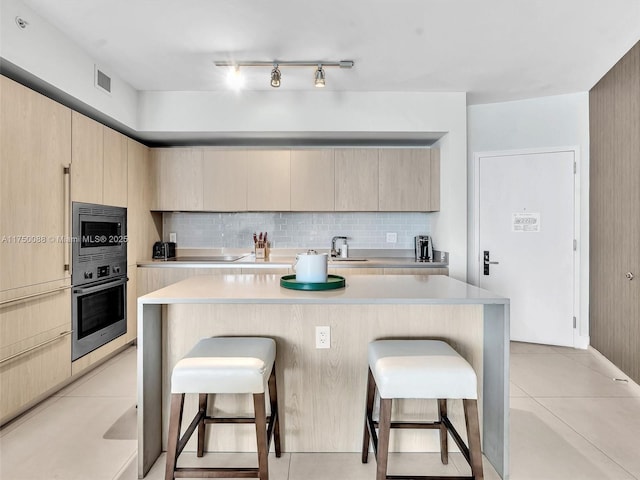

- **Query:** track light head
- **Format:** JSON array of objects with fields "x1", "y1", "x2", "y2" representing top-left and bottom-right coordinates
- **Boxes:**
[
  {"x1": 270, "y1": 65, "x2": 281, "y2": 88},
  {"x1": 314, "y1": 65, "x2": 326, "y2": 88}
]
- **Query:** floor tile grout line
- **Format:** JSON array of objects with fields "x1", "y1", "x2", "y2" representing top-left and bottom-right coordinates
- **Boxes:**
[
  {"x1": 560, "y1": 350, "x2": 638, "y2": 386},
  {"x1": 529, "y1": 395, "x2": 640, "y2": 480},
  {"x1": 111, "y1": 449, "x2": 137, "y2": 480}
]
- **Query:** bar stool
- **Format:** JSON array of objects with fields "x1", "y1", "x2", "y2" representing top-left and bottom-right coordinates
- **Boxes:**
[
  {"x1": 362, "y1": 339, "x2": 483, "y2": 480},
  {"x1": 165, "y1": 337, "x2": 281, "y2": 480}
]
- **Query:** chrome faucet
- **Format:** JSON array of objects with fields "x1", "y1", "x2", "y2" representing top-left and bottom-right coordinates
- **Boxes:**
[{"x1": 331, "y1": 236, "x2": 347, "y2": 258}]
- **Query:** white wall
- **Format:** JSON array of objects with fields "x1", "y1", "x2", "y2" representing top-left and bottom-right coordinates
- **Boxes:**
[
  {"x1": 467, "y1": 93, "x2": 590, "y2": 347},
  {"x1": 1, "y1": 0, "x2": 138, "y2": 126}
]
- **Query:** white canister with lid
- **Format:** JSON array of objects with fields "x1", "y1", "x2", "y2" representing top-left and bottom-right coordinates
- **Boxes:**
[{"x1": 294, "y1": 249, "x2": 328, "y2": 283}]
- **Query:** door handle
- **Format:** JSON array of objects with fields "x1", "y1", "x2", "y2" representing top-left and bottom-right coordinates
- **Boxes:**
[{"x1": 483, "y1": 250, "x2": 499, "y2": 275}]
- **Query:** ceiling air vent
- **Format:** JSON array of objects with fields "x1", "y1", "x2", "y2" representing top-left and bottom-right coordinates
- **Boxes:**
[{"x1": 94, "y1": 65, "x2": 112, "y2": 94}]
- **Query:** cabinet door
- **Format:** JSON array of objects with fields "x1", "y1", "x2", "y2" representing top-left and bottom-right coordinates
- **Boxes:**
[
  {"x1": 127, "y1": 140, "x2": 160, "y2": 265},
  {"x1": 125, "y1": 268, "x2": 137, "y2": 342},
  {"x1": 334, "y1": 149, "x2": 378, "y2": 211},
  {"x1": 203, "y1": 150, "x2": 248, "y2": 211},
  {"x1": 247, "y1": 150, "x2": 291, "y2": 211},
  {"x1": 0, "y1": 77, "x2": 71, "y2": 293},
  {"x1": 0, "y1": 289, "x2": 71, "y2": 424},
  {"x1": 71, "y1": 111, "x2": 103, "y2": 203},
  {"x1": 153, "y1": 148, "x2": 204, "y2": 210},
  {"x1": 379, "y1": 148, "x2": 432, "y2": 211},
  {"x1": 103, "y1": 127, "x2": 128, "y2": 207},
  {"x1": 291, "y1": 150, "x2": 335, "y2": 211}
]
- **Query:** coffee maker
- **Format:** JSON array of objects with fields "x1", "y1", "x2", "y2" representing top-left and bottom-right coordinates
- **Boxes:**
[{"x1": 414, "y1": 235, "x2": 433, "y2": 262}]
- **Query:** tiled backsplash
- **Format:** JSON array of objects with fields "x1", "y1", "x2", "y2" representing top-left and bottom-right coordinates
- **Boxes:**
[{"x1": 163, "y1": 212, "x2": 431, "y2": 250}]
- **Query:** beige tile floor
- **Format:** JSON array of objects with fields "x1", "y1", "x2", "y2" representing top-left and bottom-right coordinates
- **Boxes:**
[{"x1": 1, "y1": 342, "x2": 639, "y2": 480}]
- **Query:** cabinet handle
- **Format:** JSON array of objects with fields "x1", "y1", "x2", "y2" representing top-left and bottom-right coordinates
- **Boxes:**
[
  {"x1": 626, "y1": 272, "x2": 634, "y2": 281},
  {"x1": 63, "y1": 164, "x2": 71, "y2": 273},
  {"x1": 0, "y1": 330, "x2": 72, "y2": 365},
  {"x1": 0, "y1": 285, "x2": 70, "y2": 307}
]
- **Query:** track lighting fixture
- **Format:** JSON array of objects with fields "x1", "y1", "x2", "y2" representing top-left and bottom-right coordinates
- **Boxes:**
[
  {"x1": 214, "y1": 60, "x2": 354, "y2": 89},
  {"x1": 270, "y1": 64, "x2": 281, "y2": 88},
  {"x1": 314, "y1": 65, "x2": 326, "y2": 88}
]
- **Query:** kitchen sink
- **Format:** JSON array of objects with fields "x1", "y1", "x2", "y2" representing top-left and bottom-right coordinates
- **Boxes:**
[{"x1": 173, "y1": 255, "x2": 248, "y2": 262}]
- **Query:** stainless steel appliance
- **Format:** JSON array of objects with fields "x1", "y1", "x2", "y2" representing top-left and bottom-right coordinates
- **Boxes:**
[
  {"x1": 414, "y1": 235, "x2": 433, "y2": 262},
  {"x1": 152, "y1": 241, "x2": 176, "y2": 259},
  {"x1": 71, "y1": 202, "x2": 127, "y2": 360}
]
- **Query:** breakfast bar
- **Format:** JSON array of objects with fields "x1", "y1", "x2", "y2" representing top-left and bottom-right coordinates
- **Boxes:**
[{"x1": 137, "y1": 274, "x2": 510, "y2": 479}]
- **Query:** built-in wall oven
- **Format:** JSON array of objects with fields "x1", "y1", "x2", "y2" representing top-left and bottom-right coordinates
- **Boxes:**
[{"x1": 71, "y1": 202, "x2": 127, "y2": 361}]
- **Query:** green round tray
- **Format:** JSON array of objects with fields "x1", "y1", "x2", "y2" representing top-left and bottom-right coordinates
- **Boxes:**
[{"x1": 280, "y1": 274, "x2": 346, "y2": 291}]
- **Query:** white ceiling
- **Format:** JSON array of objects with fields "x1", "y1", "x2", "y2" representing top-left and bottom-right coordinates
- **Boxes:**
[{"x1": 18, "y1": 0, "x2": 640, "y2": 104}]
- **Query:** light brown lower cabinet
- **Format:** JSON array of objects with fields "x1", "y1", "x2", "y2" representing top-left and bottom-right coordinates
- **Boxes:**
[{"x1": 0, "y1": 289, "x2": 72, "y2": 424}]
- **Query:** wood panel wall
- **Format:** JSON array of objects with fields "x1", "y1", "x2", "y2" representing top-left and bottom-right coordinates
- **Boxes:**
[{"x1": 589, "y1": 41, "x2": 640, "y2": 383}]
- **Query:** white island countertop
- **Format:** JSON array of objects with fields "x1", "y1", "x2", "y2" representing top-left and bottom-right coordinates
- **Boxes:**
[{"x1": 139, "y1": 273, "x2": 506, "y2": 305}]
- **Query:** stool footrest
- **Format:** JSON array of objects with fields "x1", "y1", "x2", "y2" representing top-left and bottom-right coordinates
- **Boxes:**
[
  {"x1": 177, "y1": 410, "x2": 206, "y2": 457},
  {"x1": 442, "y1": 416, "x2": 470, "y2": 464},
  {"x1": 175, "y1": 466, "x2": 259, "y2": 478},
  {"x1": 204, "y1": 416, "x2": 274, "y2": 425},
  {"x1": 385, "y1": 476, "x2": 475, "y2": 480}
]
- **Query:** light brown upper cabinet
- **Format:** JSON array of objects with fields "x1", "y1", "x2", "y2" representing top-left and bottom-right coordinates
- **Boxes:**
[
  {"x1": 71, "y1": 113, "x2": 128, "y2": 207},
  {"x1": 290, "y1": 150, "x2": 335, "y2": 211},
  {"x1": 102, "y1": 126, "x2": 128, "y2": 207},
  {"x1": 1, "y1": 76, "x2": 72, "y2": 293},
  {"x1": 71, "y1": 112, "x2": 103, "y2": 204},
  {"x1": 378, "y1": 148, "x2": 439, "y2": 211},
  {"x1": 152, "y1": 148, "x2": 204, "y2": 210},
  {"x1": 203, "y1": 149, "x2": 248, "y2": 211},
  {"x1": 334, "y1": 149, "x2": 379, "y2": 211},
  {"x1": 247, "y1": 150, "x2": 291, "y2": 211}
]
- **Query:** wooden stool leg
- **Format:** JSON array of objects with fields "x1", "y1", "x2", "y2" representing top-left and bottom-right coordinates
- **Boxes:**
[
  {"x1": 438, "y1": 399, "x2": 449, "y2": 464},
  {"x1": 197, "y1": 393, "x2": 208, "y2": 457},
  {"x1": 463, "y1": 399, "x2": 484, "y2": 480},
  {"x1": 267, "y1": 366, "x2": 282, "y2": 457},
  {"x1": 165, "y1": 393, "x2": 185, "y2": 480},
  {"x1": 253, "y1": 392, "x2": 269, "y2": 480},
  {"x1": 362, "y1": 368, "x2": 376, "y2": 463},
  {"x1": 376, "y1": 398, "x2": 392, "y2": 480}
]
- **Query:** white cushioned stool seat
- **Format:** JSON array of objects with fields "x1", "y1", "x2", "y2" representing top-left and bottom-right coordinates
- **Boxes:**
[
  {"x1": 368, "y1": 339, "x2": 477, "y2": 399},
  {"x1": 171, "y1": 337, "x2": 276, "y2": 394}
]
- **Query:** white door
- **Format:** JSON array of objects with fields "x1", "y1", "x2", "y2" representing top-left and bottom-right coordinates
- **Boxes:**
[{"x1": 476, "y1": 149, "x2": 576, "y2": 346}]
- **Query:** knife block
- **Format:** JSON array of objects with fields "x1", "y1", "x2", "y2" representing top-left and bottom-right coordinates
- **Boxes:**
[{"x1": 255, "y1": 242, "x2": 269, "y2": 260}]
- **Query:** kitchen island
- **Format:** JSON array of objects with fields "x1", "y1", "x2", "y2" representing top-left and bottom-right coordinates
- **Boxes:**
[{"x1": 137, "y1": 274, "x2": 509, "y2": 479}]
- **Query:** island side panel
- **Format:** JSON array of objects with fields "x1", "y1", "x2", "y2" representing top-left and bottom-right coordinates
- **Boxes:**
[
  {"x1": 482, "y1": 303, "x2": 510, "y2": 480},
  {"x1": 137, "y1": 303, "x2": 163, "y2": 478},
  {"x1": 161, "y1": 303, "x2": 484, "y2": 453}
]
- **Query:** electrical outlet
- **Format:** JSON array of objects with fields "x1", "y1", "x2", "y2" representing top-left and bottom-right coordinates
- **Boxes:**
[
  {"x1": 386, "y1": 232, "x2": 397, "y2": 243},
  {"x1": 315, "y1": 326, "x2": 330, "y2": 349},
  {"x1": 169, "y1": 232, "x2": 177, "y2": 243}
]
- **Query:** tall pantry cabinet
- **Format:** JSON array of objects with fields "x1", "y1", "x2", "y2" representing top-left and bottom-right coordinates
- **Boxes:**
[
  {"x1": 0, "y1": 76, "x2": 72, "y2": 424},
  {"x1": 589, "y1": 41, "x2": 640, "y2": 384}
]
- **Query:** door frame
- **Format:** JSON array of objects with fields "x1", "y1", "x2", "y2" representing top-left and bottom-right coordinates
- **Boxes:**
[{"x1": 471, "y1": 146, "x2": 583, "y2": 348}]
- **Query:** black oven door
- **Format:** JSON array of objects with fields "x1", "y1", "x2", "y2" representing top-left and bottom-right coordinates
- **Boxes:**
[{"x1": 71, "y1": 276, "x2": 127, "y2": 361}]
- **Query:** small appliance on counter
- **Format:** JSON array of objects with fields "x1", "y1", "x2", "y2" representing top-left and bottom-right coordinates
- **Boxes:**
[
  {"x1": 153, "y1": 241, "x2": 176, "y2": 260},
  {"x1": 414, "y1": 235, "x2": 433, "y2": 262},
  {"x1": 294, "y1": 249, "x2": 328, "y2": 283}
]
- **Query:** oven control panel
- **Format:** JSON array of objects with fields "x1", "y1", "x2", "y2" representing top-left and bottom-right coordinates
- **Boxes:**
[{"x1": 76, "y1": 261, "x2": 126, "y2": 285}]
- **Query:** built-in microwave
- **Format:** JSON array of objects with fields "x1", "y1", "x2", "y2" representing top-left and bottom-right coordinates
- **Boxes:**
[{"x1": 72, "y1": 202, "x2": 127, "y2": 278}]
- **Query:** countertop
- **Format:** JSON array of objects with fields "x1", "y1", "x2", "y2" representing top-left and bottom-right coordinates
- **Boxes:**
[
  {"x1": 137, "y1": 254, "x2": 448, "y2": 269},
  {"x1": 138, "y1": 273, "x2": 507, "y2": 305}
]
